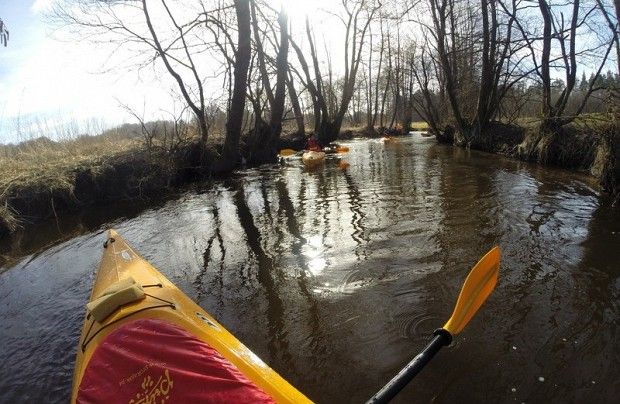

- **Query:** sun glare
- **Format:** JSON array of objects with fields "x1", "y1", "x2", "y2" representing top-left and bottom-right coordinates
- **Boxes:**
[
  {"x1": 269, "y1": 0, "x2": 343, "y2": 52},
  {"x1": 269, "y1": 0, "x2": 331, "y2": 22}
]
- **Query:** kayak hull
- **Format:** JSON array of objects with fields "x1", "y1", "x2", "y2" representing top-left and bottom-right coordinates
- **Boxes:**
[
  {"x1": 72, "y1": 229, "x2": 311, "y2": 403},
  {"x1": 302, "y1": 151, "x2": 325, "y2": 167}
]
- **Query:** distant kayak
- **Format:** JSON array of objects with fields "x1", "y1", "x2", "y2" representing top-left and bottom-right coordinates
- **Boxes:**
[
  {"x1": 72, "y1": 229, "x2": 311, "y2": 404},
  {"x1": 302, "y1": 151, "x2": 325, "y2": 167},
  {"x1": 322, "y1": 145, "x2": 350, "y2": 154}
]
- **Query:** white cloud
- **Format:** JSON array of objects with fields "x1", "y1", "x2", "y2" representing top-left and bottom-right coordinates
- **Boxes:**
[{"x1": 31, "y1": 0, "x2": 54, "y2": 14}]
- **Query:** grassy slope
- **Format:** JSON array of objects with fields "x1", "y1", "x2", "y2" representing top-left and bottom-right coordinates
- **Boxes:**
[{"x1": 0, "y1": 135, "x2": 143, "y2": 231}]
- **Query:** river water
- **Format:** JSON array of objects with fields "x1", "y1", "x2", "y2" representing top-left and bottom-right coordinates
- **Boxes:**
[{"x1": 0, "y1": 135, "x2": 618, "y2": 403}]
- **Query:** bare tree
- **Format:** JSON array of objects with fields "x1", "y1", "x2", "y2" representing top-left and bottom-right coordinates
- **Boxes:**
[
  {"x1": 507, "y1": 0, "x2": 615, "y2": 129},
  {"x1": 594, "y1": 0, "x2": 620, "y2": 95},
  {"x1": 379, "y1": 23, "x2": 392, "y2": 128},
  {"x1": 286, "y1": 70, "x2": 306, "y2": 135},
  {"x1": 53, "y1": 0, "x2": 255, "y2": 168},
  {"x1": 410, "y1": 40, "x2": 444, "y2": 136},
  {"x1": 401, "y1": 43, "x2": 417, "y2": 132},
  {"x1": 403, "y1": 0, "x2": 531, "y2": 145},
  {"x1": 291, "y1": 0, "x2": 381, "y2": 145},
  {"x1": 53, "y1": 1, "x2": 237, "y2": 149},
  {"x1": 140, "y1": 0, "x2": 210, "y2": 145},
  {"x1": 244, "y1": 1, "x2": 289, "y2": 164}
]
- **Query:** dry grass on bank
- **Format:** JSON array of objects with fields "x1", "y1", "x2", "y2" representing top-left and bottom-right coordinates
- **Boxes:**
[
  {"x1": 0, "y1": 121, "x2": 227, "y2": 233},
  {"x1": 410, "y1": 121, "x2": 430, "y2": 131},
  {"x1": 340, "y1": 124, "x2": 367, "y2": 133},
  {"x1": 0, "y1": 120, "x2": 217, "y2": 198},
  {"x1": 514, "y1": 113, "x2": 615, "y2": 129},
  {"x1": 0, "y1": 132, "x2": 154, "y2": 232},
  {"x1": 0, "y1": 135, "x2": 141, "y2": 200},
  {"x1": 340, "y1": 121, "x2": 430, "y2": 134}
]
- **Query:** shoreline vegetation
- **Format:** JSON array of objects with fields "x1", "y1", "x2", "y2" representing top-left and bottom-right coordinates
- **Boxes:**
[{"x1": 1, "y1": 116, "x2": 618, "y2": 242}]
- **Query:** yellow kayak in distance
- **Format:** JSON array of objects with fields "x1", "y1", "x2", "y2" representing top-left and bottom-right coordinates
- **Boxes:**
[
  {"x1": 72, "y1": 229, "x2": 312, "y2": 404},
  {"x1": 302, "y1": 151, "x2": 325, "y2": 168}
]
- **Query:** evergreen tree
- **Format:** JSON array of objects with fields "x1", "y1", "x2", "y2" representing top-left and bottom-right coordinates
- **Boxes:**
[
  {"x1": 604, "y1": 70, "x2": 615, "y2": 88},
  {"x1": 579, "y1": 72, "x2": 588, "y2": 92}
]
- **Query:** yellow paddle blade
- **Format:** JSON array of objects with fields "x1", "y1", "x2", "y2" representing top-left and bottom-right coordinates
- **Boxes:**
[
  {"x1": 336, "y1": 146, "x2": 350, "y2": 153},
  {"x1": 443, "y1": 246, "x2": 500, "y2": 335},
  {"x1": 279, "y1": 148, "x2": 296, "y2": 156}
]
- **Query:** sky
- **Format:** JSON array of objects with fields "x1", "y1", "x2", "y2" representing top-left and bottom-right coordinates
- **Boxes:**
[
  {"x1": 0, "y1": 0, "x2": 342, "y2": 144},
  {"x1": 0, "y1": 0, "x2": 186, "y2": 143},
  {"x1": 0, "y1": 1, "x2": 614, "y2": 144}
]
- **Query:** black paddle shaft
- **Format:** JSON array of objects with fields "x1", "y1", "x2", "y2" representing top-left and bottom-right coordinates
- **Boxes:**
[{"x1": 366, "y1": 329, "x2": 453, "y2": 404}]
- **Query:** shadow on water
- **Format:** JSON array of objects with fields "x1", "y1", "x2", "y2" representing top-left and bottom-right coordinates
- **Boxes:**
[
  {"x1": 193, "y1": 192, "x2": 226, "y2": 310},
  {"x1": 0, "y1": 135, "x2": 618, "y2": 403},
  {"x1": 342, "y1": 170, "x2": 369, "y2": 261},
  {"x1": 558, "y1": 199, "x2": 620, "y2": 401},
  {"x1": 229, "y1": 177, "x2": 294, "y2": 366},
  {"x1": 275, "y1": 177, "x2": 306, "y2": 257}
]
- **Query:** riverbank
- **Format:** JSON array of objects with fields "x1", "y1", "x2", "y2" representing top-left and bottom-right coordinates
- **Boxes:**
[
  {"x1": 0, "y1": 127, "x2": 311, "y2": 240},
  {"x1": 431, "y1": 117, "x2": 620, "y2": 205},
  {"x1": 0, "y1": 132, "x2": 203, "y2": 240}
]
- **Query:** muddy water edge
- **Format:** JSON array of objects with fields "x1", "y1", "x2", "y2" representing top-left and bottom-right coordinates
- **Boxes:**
[{"x1": 0, "y1": 134, "x2": 618, "y2": 403}]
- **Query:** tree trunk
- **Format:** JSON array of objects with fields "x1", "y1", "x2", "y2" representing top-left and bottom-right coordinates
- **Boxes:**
[
  {"x1": 615, "y1": 0, "x2": 620, "y2": 75},
  {"x1": 372, "y1": 17, "x2": 385, "y2": 129},
  {"x1": 219, "y1": 0, "x2": 251, "y2": 172},
  {"x1": 380, "y1": 42, "x2": 392, "y2": 128},
  {"x1": 287, "y1": 71, "x2": 305, "y2": 135},
  {"x1": 247, "y1": 6, "x2": 289, "y2": 165},
  {"x1": 366, "y1": 24, "x2": 374, "y2": 131},
  {"x1": 539, "y1": 0, "x2": 553, "y2": 118}
]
